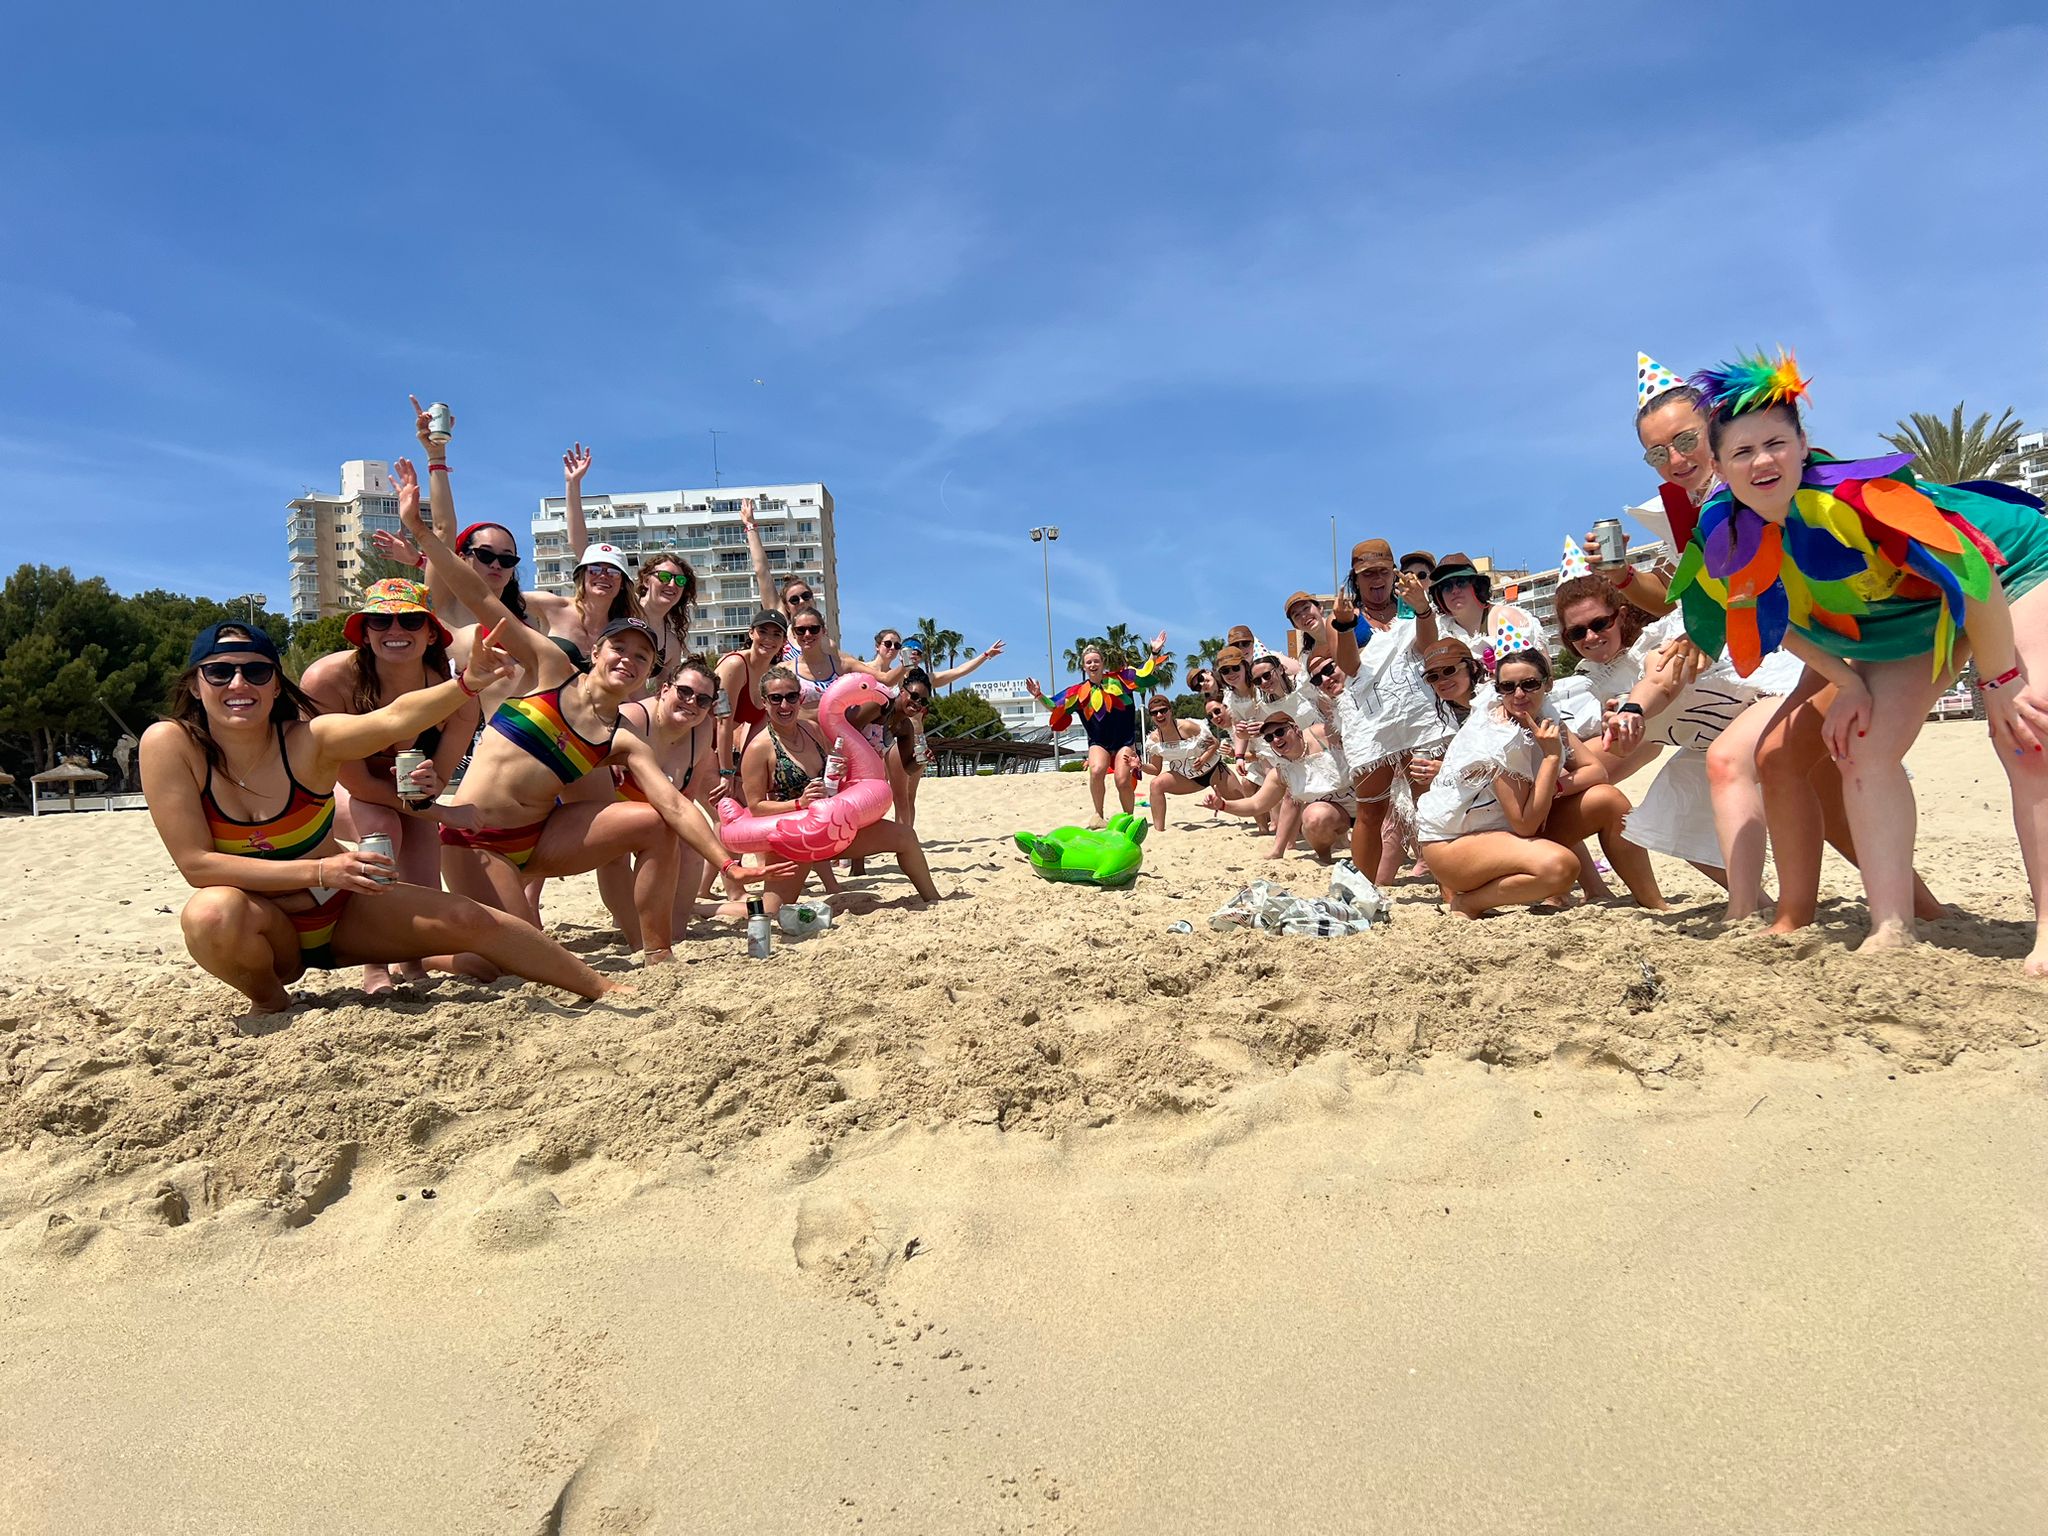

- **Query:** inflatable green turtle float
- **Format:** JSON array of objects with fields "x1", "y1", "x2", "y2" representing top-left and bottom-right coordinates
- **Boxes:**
[{"x1": 1014, "y1": 812, "x2": 1147, "y2": 888}]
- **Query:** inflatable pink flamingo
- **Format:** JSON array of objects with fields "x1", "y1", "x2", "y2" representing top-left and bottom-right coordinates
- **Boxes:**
[{"x1": 717, "y1": 672, "x2": 896, "y2": 862}]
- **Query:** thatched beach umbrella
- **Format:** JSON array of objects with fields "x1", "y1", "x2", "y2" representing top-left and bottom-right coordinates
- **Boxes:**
[{"x1": 30, "y1": 760, "x2": 106, "y2": 815}]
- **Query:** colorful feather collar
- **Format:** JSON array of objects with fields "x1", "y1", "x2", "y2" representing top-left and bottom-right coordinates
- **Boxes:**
[{"x1": 1666, "y1": 453, "x2": 2022, "y2": 679}]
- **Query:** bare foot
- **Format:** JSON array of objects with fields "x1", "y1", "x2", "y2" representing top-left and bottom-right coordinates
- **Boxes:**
[
  {"x1": 1764, "y1": 913, "x2": 1807, "y2": 936},
  {"x1": 643, "y1": 948, "x2": 677, "y2": 965},
  {"x1": 1913, "y1": 893, "x2": 1948, "y2": 923},
  {"x1": 1085, "y1": 816, "x2": 1106, "y2": 830},
  {"x1": 1634, "y1": 897, "x2": 1671, "y2": 912},
  {"x1": 363, "y1": 964, "x2": 394, "y2": 997},
  {"x1": 1855, "y1": 920, "x2": 1917, "y2": 956},
  {"x1": 1442, "y1": 890, "x2": 1483, "y2": 919},
  {"x1": 2024, "y1": 931, "x2": 2048, "y2": 978},
  {"x1": 393, "y1": 961, "x2": 429, "y2": 983}
]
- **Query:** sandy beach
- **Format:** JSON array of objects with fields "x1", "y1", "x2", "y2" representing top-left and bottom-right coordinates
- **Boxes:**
[{"x1": 3, "y1": 721, "x2": 2044, "y2": 1533}]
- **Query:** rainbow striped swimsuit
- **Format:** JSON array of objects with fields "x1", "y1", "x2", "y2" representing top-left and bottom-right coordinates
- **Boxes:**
[
  {"x1": 487, "y1": 684, "x2": 614, "y2": 785},
  {"x1": 201, "y1": 724, "x2": 347, "y2": 969}
]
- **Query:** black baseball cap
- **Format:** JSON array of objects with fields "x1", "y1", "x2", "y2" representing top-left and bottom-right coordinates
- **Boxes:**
[
  {"x1": 187, "y1": 622, "x2": 281, "y2": 668},
  {"x1": 750, "y1": 608, "x2": 788, "y2": 633},
  {"x1": 597, "y1": 617, "x2": 665, "y2": 664}
]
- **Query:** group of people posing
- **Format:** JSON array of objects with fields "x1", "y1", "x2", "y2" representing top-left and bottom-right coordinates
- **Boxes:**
[
  {"x1": 1036, "y1": 351, "x2": 2047, "y2": 975},
  {"x1": 143, "y1": 401, "x2": 1004, "y2": 1012}
]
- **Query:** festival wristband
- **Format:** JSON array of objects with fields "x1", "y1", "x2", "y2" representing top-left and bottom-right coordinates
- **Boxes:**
[
  {"x1": 457, "y1": 672, "x2": 481, "y2": 698},
  {"x1": 1978, "y1": 665, "x2": 2022, "y2": 692},
  {"x1": 722, "y1": 858, "x2": 743, "y2": 877},
  {"x1": 428, "y1": 462, "x2": 450, "y2": 474},
  {"x1": 1331, "y1": 616, "x2": 1357, "y2": 632},
  {"x1": 1613, "y1": 565, "x2": 1636, "y2": 589},
  {"x1": 719, "y1": 767, "x2": 739, "y2": 778}
]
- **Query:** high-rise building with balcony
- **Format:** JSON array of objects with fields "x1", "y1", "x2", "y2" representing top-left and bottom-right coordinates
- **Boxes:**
[
  {"x1": 531, "y1": 482, "x2": 837, "y2": 657},
  {"x1": 286, "y1": 460, "x2": 406, "y2": 625}
]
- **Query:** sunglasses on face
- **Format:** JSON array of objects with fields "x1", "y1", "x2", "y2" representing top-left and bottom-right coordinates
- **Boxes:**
[
  {"x1": 647, "y1": 569, "x2": 689, "y2": 588},
  {"x1": 1566, "y1": 614, "x2": 1617, "y2": 644},
  {"x1": 1423, "y1": 665, "x2": 1464, "y2": 683},
  {"x1": 786, "y1": 591, "x2": 814, "y2": 605},
  {"x1": 199, "y1": 660, "x2": 278, "y2": 687},
  {"x1": 792, "y1": 624, "x2": 823, "y2": 637},
  {"x1": 464, "y1": 547, "x2": 518, "y2": 569},
  {"x1": 1148, "y1": 704, "x2": 1172, "y2": 715},
  {"x1": 878, "y1": 639, "x2": 901, "y2": 650},
  {"x1": 765, "y1": 690, "x2": 802, "y2": 706},
  {"x1": 364, "y1": 612, "x2": 428, "y2": 632},
  {"x1": 1642, "y1": 427, "x2": 1704, "y2": 468},
  {"x1": 1497, "y1": 677, "x2": 1546, "y2": 695},
  {"x1": 669, "y1": 685, "x2": 716, "y2": 708},
  {"x1": 904, "y1": 693, "x2": 930, "y2": 709},
  {"x1": 1311, "y1": 668, "x2": 1339, "y2": 684},
  {"x1": 1260, "y1": 728, "x2": 1296, "y2": 745},
  {"x1": 1219, "y1": 663, "x2": 1245, "y2": 675}
]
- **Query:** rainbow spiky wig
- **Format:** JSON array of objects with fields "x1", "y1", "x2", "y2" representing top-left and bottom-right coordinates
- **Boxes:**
[{"x1": 1689, "y1": 347, "x2": 1811, "y2": 421}]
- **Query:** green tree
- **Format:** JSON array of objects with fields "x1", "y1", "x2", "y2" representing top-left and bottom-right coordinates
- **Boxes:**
[
  {"x1": 934, "y1": 626, "x2": 963, "y2": 689},
  {"x1": 1880, "y1": 404, "x2": 2026, "y2": 485},
  {"x1": 1062, "y1": 634, "x2": 1105, "y2": 673},
  {"x1": 352, "y1": 530, "x2": 426, "y2": 602},
  {"x1": 1193, "y1": 636, "x2": 1226, "y2": 669},
  {"x1": 926, "y1": 688, "x2": 1006, "y2": 740},
  {"x1": 286, "y1": 614, "x2": 353, "y2": 679}
]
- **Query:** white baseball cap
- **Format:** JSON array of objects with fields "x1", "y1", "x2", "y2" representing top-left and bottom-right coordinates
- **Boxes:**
[{"x1": 576, "y1": 543, "x2": 631, "y2": 575}]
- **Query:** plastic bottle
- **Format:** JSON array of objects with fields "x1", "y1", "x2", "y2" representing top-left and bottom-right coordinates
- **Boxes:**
[
  {"x1": 746, "y1": 897, "x2": 773, "y2": 958},
  {"x1": 820, "y1": 736, "x2": 846, "y2": 797}
]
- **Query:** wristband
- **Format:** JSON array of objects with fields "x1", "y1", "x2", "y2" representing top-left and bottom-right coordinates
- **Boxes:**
[
  {"x1": 456, "y1": 672, "x2": 481, "y2": 698},
  {"x1": 1613, "y1": 565, "x2": 1636, "y2": 589},
  {"x1": 1331, "y1": 616, "x2": 1357, "y2": 632},
  {"x1": 722, "y1": 857, "x2": 742, "y2": 877},
  {"x1": 428, "y1": 462, "x2": 450, "y2": 474},
  {"x1": 1616, "y1": 702, "x2": 1644, "y2": 716},
  {"x1": 1978, "y1": 665, "x2": 2022, "y2": 692},
  {"x1": 719, "y1": 766, "x2": 739, "y2": 778},
  {"x1": 410, "y1": 551, "x2": 427, "y2": 569}
]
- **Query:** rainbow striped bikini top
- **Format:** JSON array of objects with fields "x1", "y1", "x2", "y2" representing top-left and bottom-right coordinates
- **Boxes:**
[
  {"x1": 488, "y1": 684, "x2": 615, "y2": 785},
  {"x1": 202, "y1": 724, "x2": 337, "y2": 860}
]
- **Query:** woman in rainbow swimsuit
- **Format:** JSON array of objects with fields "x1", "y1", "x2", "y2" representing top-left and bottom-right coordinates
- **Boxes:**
[
  {"x1": 398, "y1": 459, "x2": 791, "y2": 961},
  {"x1": 140, "y1": 622, "x2": 613, "y2": 1015}
]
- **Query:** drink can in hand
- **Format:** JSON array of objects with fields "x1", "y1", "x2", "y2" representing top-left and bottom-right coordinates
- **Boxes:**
[
  {"x1": 357, "y1": 833, "x2": 396, "y2": 885},
  {"x1": 393, "y1": 749, "x2": 429, "y2": 807},
  {"x1": 426, "y1": 401, "x2": 455, "y2": 445},
  {"x1": 1593, "y1": 518, "x2": 1627, "y2": 566}
]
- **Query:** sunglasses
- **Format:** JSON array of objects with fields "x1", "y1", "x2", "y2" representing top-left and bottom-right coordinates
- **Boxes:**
[
  {"x1": 792, "y1": 624, "x2": 823, "y2": 637},
  {"x1": 1260, "y1": 725, "x2": 1296, "y2": 744},
  {"x1": 199, "y1": 660, "x2": 277, "y2": 687},
  {"x1": 904, "y1": 693, "x2": 930, "y2": 708},
  {"x1": 1497, "y1": 677, "x2": 1546, "y2": 695},
  {"x1": 1423, "y1": 665, "x2": 1464, "y2": 682},
  {"x1": 1148, "y1": 704, "x2": 1172, "y2": 715},
  {"x1": 1219, "y1": 663, "x2": 1245, "y2": 674},
  {"x1": 1565, "y1": 614, "x2": 1617, "y2": 644},
  {"x1": 463, "y1": 547, "x2": 519, "y2": 569},
  {"x1": 1642, "y1": 427, "x2": 1703, "y2": 469},
  {"x1": 765, "y1": 690, "x2": 802, "y2": 706},
  {"x1": 647, "y1": 569, "x2": 689, "y2": 588},
  {"x1": 786, "y1": 591, "x2": 814, "y2": 605},
  {"x1": 364, "y1": 612, "x2": 429, "y2": 632},
  {"x1": 878, "y1": 639, "x2": 901, "y2": 649},
  {"x1": 668, "y1": 685, "x2": 716, "y2": 708},
  {"x1": 1310, "y1": 668, "x2": 1339, "y2": 684}
]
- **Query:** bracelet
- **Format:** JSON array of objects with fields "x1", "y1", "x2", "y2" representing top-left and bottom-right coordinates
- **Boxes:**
[
  {"x1": 1616, "y1": 702, "x2": 1644, "y2": 716},
  {"x1": 456, "y1": 672, "x2": 481, "y2": 698},
  {"x1": 410, "y1": 551, "x2": 427, "y2": 569},
  {"x1": 722, "y1": 857, "x2": 742, "y2": 877},
  {"x1": 428, "y1": 462, "x2": 450, "y2": 474},
  {"x1": 1978, "y1": 665, "x2": 2023, "y2": 692},
  {"x1": 316, "y1": 857, "x2": 327, "y2": 889},
  {"x1": 1331, "y1": 616, "x2": 1358, "y2": 632},
  {"x1": 1613, "y1": 565, "x2": 1636, "y2": 590},
  {"x1": 719, "y1": 766, "x2": 739, "y2": 778}
]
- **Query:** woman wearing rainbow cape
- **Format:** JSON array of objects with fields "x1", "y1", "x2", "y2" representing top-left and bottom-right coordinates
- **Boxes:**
[
  {"x1": 1667, "y1": 349, "x2": 2048, "y2": 969},
  {"x1": 1026, "y1": 632, "x2": 1168, "y2": 827}
]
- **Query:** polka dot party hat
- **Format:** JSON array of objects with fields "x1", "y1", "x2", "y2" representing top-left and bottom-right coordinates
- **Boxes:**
[{"x1": 1637, "y1": 352, "x2": 1685, "y2": 408}]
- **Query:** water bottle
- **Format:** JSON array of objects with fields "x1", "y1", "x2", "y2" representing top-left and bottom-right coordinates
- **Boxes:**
[
  {"x1": 746, "y1": 897, "x2": 773, "y2": 959},
  {"x1": 820, "y1": 736, "x2": 846, "y2": 797}
]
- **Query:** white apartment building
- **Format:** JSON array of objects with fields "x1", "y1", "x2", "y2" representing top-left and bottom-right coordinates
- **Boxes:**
[
  {"x1": 963, "y1": 678, "x2": 1086, "y2": 759},
  {"x1": 1512, "y1": 540, "x2": 1669, "y2": 638},
  {"x1": 2012, "y1": 429, "x2": 2048, "y2": 502},
  {"x1": 531, "y1": 482, "x2": 837, "y2": 658},
  {"x1": 287, "y1": 460, "x2": 406, "y2": 624}
]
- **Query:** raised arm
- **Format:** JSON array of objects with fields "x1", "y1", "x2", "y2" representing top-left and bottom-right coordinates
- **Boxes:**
[
  {"x1": 563, "y1": 443, "x2": 593, "y2": 557},
  {"x1": 740, "y1": 498, "x2": 773, "y2": 608},
  {"x1": 397, "y1": 459, "x2": 559, "y2": 685},
  {"x1": 305, "y1": 641, "x2": 509, "y2": 775},
  {"x1": 930, "y1": 639, "x2": 1005, "y2": 687},
  {"x1": 1395, "y1": 572, "x2": 1438, "y2": 650}
]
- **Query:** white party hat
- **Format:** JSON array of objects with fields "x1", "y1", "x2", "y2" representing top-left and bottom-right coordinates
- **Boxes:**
[
  {"x1": 1637, "y1": 351, "x2": 1685, "y2": 408},
  {"x1": 1560, "y1": 536, "x2": 1590, "y2": 580}
]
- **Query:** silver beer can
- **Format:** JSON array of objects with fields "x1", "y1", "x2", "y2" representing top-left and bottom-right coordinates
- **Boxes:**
[
  {"x1": 358, "y1": 832, "x2": 396, "y2": 884},
  {"x1": 426, "y1": 401, "x2": 455, "y2": 445},
  {"x1": 1593, "y1": 517, "x2": 1627, "y2": 566},
  {"x1": 393, "y1": 748, "x2": 429, "y2": 807}
]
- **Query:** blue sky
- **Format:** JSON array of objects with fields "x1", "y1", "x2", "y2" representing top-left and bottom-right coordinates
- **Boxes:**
[{"x1": 5, "y1": 1, "x2": 2045, "y2": 675}]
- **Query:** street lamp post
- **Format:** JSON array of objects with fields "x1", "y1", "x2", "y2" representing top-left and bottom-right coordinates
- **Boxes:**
[
  {"x1": 1029, "y1": 526, "x2": 1061, "y2": 768},
  {"x1": 235, "y1": 592, "x2": 268, "y2": 625}
]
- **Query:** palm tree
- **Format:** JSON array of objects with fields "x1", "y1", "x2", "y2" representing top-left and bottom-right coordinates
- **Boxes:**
[
  {"x1": 1063, "y1": 635, "x2": 1104, "y2": 674},
  {"x1": 1101, "y1": 623, "x2": 1141, "y2": 671},
  {"x1": 1881, "y1": 405, "x2": 2026, "y2": 485},
  {"x1": 935, "y1": 626, "x2": 963, "y2": 690},
  {"x1": 1193, "y1": 636, "x2": 1226, "y2": 669},
  {"x1": 912, "y1": 617, "x2": 944, "y2": 668}
]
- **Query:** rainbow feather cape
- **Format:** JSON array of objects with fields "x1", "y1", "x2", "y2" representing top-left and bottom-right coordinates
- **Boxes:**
[{"x1": 1665, "y1": 453, "x2": 2024, "y2": 680}]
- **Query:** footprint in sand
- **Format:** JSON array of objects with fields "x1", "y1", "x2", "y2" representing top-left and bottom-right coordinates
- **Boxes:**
[{"x1": 539, "y1": 1413, "x2": 658, "y2": 1535}]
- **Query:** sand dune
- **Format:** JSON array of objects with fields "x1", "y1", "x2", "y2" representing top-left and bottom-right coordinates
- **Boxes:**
[{"x1": 2, "y1": 722, "x2": 2044, "y2": 1532}]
